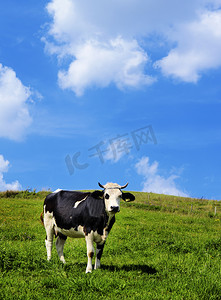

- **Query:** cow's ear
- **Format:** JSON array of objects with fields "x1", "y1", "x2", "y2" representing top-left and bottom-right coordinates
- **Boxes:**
[
  {"x1": 122, "y1": 192, "x2": 135, "y2": 202},
  {"x1": 91, "y1": 190, "x2": 104, "y2": 199}
]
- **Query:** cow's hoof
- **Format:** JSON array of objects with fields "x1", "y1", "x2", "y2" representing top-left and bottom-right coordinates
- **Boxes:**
[
  {"x1": 94, "y1": 265, "x2": 100, "y2": 270},
  {"x1": 60, "y1": 256, "x2": 66, "y2": 264},
  {"x1": 86, "y1": 269, "x2": 92, "y2": 274}
]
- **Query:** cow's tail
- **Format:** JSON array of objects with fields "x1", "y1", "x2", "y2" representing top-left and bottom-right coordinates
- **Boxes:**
[{"x1": 40, "y1": 211, "x2": 44, "y2": 226}]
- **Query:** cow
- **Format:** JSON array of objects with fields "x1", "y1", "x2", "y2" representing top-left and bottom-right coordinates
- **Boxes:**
[{"x1": 41, "y1": 182, "x2": 135, "y2": 273}]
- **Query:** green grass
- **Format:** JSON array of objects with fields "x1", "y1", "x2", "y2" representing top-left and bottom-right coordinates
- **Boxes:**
[{"x1": 1, "y1": 191, "x2": 221, "y2": 299}]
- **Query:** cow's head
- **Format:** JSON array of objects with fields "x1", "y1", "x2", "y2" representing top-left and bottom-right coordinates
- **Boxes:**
[{"x1": 98, "y1": 182, "x2": 135, "y2": 215}]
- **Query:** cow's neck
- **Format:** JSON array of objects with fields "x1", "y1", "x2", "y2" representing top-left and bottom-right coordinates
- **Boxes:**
[
  {"x1": 99, "y1": 212, "x2": 116, "y2": 243},
  {"x1": 106, "y1": 212, "x2": 116, "y2": 230}
]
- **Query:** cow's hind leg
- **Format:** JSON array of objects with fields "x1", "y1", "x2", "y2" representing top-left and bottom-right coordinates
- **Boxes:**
[
  {"x1": 44, "y1": 211, "x2": 54, "y2": 261},
  {"x1": 56, "y1": 233, "x2": 67, "y2": 263},
  {"x1": 85, "y1": 232, "x2": 95, "y2": 273},
  {"x1": 95, "y1": 242, "x2": 105, "y2": 270}
]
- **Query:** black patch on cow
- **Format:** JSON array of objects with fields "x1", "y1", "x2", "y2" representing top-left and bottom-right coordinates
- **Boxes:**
[
  {"x1": 96, "y1": 243, "x2": 105, "y2": 260},
  {"x1": 90, "y1": 190, "x2": 104, "y2": 199},
  {"x1": 105, "y1": 193, "x2": 110, "y2": 199},
  {"x1": 43, "y1": 190, "x2": 109, "y2": 236},
  {"x1": 122, "y1": 192, "x2": 135, "y2": 202},
  {"x1": 45, "y1": 191, "x2": 90, "y2": 213},
  {"x1": 57, "y1": 232, "x2": 67, "y2": 240},
  {"x1": 95, "y1": 214, "x2": 115, "y2": 260}
]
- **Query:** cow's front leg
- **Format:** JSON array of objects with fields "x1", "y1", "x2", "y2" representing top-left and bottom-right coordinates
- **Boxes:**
[
  {"x1": 95, "y1": 242, "x2": 105, "y2": 270},
  {"x1": 85, "y1": 232, "x2": 94, "y2": 273}
]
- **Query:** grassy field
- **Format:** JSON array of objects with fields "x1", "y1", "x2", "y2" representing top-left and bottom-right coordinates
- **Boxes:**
[{"x1": 1, "y1": 190, "x2": 221, "y2": 299}]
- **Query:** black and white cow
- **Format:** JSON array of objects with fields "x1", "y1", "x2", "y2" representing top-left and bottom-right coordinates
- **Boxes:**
[{"x1": 41, "y1": 182, "x2": 135, "y2": 273}]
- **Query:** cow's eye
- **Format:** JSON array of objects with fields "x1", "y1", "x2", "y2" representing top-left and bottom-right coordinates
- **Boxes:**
[{"x1": 105, "y1": 194, "x2": 110, "y2": 199}]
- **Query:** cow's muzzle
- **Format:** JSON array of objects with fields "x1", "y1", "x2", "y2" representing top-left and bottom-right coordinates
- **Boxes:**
[{"x1": 110, "y1": 206, "x2": 120, "y2": 213}]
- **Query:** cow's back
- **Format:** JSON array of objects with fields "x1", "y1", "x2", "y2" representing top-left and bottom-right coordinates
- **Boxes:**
[
  {"x1": 44, "y1": 190, "x2": 106, "y2": 232},
  {"x1": 44, "y1": 191, "x2": 88, "y2": 228}
]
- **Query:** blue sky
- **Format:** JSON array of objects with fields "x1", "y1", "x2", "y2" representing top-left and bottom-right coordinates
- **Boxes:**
[{"x1": 1, "y1": 0, "x2": 221, "y2": 199}]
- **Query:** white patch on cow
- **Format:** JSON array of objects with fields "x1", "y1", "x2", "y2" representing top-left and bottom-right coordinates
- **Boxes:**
[
  {"x1": 45, "y1": 240, "x2": 53, "y2": 261},
  {"x1": 53, "y1": 188, "x2": 62, "y2": 193},
  {"x1": 93, "y1": 231, "x2": 104, "y2": 244},
  {"x1": 55, "y1": 225, "x2": 85, "y2": 239},
  {"x1": 43, "y1": 206, "x2": 54, "y2": 228},
  {"x1": 85, "y1": 232, "x2": 94, "y2": 273},
  {"x1": 73, "y1": 196, "x2": 88, "y2": 208},
  {"x1": 43, "y1": 206, "x2": 55, "y2": 260}
]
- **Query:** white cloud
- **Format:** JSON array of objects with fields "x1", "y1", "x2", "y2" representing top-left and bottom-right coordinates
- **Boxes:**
[
  {"x1": 135, "y1": 156, "x2": 189, "y2": 197},
  {"x1": 44, "y1": 0, "x2": 221, "y2": 94},
  {"x1": 155, "y1": 10, "x2": 221, "y2": 82},
  {"x1": 0, "y1": 155, "x2": 21, "y2": 191},
  {"x1": 45, "y1": 0, "x2": 202, "y2": 42},
  {"x1": 0, "y1": 64, "x2": 32, "y2": 141},
  {"x1": 58, "y1": 38, "x2": 154, "y2": 96},
  {"x1": 44, "y1": 0, "x2": 165, "y2": 95}
]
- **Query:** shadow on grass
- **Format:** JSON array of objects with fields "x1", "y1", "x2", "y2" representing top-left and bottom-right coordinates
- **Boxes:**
[
  {"x1": 102, "y1": 264, "x2": 157, "y2": 274},
  {"x1": 63, "y1": 262, "x2": 157, "y2": 275}
]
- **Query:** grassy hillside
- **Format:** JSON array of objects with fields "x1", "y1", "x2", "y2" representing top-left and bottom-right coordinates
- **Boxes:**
[{"x1": 1, "y1": 190, "x2": 221, "y2": 299}]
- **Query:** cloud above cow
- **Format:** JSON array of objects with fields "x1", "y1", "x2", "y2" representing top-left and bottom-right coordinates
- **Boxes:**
[
  {"x1": 43, "y1": 0, "x2": 221, "y2": 96},
  {"x1": 155, "y1": 10, "x2": 221, "y2": 82},
  {"x1": 135, "y1": 156, "x2": 189, "y2": 197},
  {"x1": 57, "y1": 38, "x2": 154, "y2": 96},
  {"x1": 0, "y1": 64, "x2": 32, "y2": 141}
]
